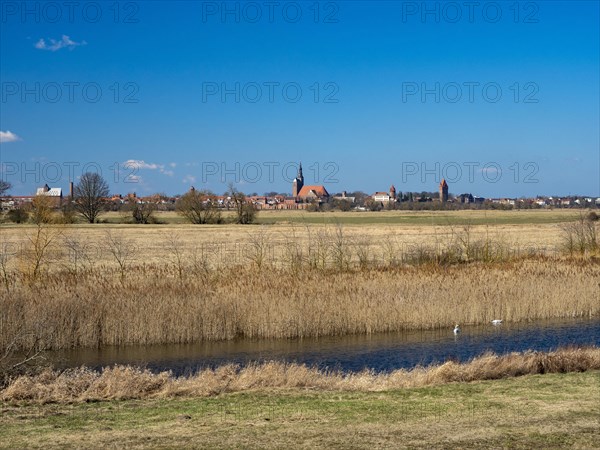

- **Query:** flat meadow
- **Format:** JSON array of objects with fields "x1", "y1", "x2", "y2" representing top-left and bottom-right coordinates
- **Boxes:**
[
  {"x1": 0, "y1": 209, "x2": 583, "y2": 267},
  {"x1": 1, "y1": 209, "x2": 598, "y2": 352},
  {"x1": 1, "y1": 209, "x2": 599, "y2": 449}
]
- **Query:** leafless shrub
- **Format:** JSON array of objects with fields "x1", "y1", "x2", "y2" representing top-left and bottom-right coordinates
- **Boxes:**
[
  {"x1": 105, "y1": 230, "x2": 137, "y2": 281},
  {"x1": 0, "y1": 240, "x2": 16, "y2": 294},
  {"x1": 130, "y1": 201, "x2": 157, "y2": 224},
  {"x1": 331, "y1": 224, "x2": 352, "y2": 271},
  {"x1": 0, "y1": 322, "x2": 53, "y2": 389},
  {"x1": 176, "y1": 189, "x2": 221, "y2": 224},
  {"x1": 380, "y1": 233, "x2": 401, "y2": 267},
  {"x1": 30, "y1": 195, "x2": 55, "y2": 224},
  {"x1": 164, "y1": 232, "x2": 186, "y2": 280},
  {"x1": 353, "y1": 236, "x2": 373, "y2": 270},
  {"x1": 245, "y1": 228, "x2": 272, "y2": 270},
  {"x1": 62, "y1": 234, "x2": 96, "y2": 276},
  {"x1": 561, "y1": 214, "x2": 599, "y2": 256},
  {"x1": 281, "y1": 225, "x2": 305, "y2": 272},
  {"x1": 307, "y1": 228, "x2": 331, "y2": 270},
  {"x1": 19, "y1": 223, "x2": 62, "y2": 282}
]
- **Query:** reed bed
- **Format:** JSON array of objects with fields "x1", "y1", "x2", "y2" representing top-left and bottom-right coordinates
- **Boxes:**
[
  {"x1": 1, "y1": 221, "x2": 598, "y2": 353},
  {"x1": 2, "y1": 347, "x2": 598, "y2": 403},
  {"x1": 1, "y1": 257, "x2": 599, "y2": 353}
]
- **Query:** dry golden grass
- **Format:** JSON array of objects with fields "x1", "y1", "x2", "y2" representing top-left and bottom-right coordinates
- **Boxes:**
[
  {"x1": 2, "y1": 257, "x2": 599, "y2": 352},
  {"x1": 1, "y1": 217, "x2": 598, "y2": 353},
  {"x1": 0, "y1": 212, "x2": 584, "y2": 268},
  {"x1": 2, "y1": 347, "x2": 598, "y2": 403}
]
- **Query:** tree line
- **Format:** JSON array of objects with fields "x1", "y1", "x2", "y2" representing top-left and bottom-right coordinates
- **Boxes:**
[{"x1": 0, "y1": 174, "x2": 258, "y2": 225}]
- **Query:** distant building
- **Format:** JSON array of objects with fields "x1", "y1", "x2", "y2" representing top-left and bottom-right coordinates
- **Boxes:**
[
  {"x1": 297, "y1": 185, "x2": 330, "y2": 202},
  {"x1": 36, "y1": 183, "x2": 63, "y2": 198},
  {"x1": 458, "y1": 193, "x2": 474, "y2": 204},
  {"x1": 290, "y1": 162, "x2": 329, "y2": 203},
  {"x1": 439, "y1": 179, "x2": 448, "y2": 203},
  {"x1": 292, "y1": 163, "x2": 304, "y2": 198},
  {"x1": 36, "y1": 184, "x2": 63, "y2": 206},
  {"x1": 372, "y1": 185, "x2": 397, "y2": 203},
  {"x1": 372, "y1": 192, "x2": 391, "y2": 202},
  {"x1": 333, "y1": 191, "x2": 356, "y2": 203}
]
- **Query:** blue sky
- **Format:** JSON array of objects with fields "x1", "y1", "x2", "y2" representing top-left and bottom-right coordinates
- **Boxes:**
[{"x1": 1, "y1": 0, "x2": 599, "y2": 197}]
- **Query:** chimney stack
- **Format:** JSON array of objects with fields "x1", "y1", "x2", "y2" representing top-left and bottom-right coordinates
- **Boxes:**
[{"x1": 69, "y1": 181, "x2": 74, "y2": 200}]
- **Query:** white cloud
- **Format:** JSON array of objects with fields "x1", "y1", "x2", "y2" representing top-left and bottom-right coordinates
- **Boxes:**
[
  {"x1": 124, "y1": 159, "x2": 161, "y2": 170},
  {"x1": 169, "y1": 162, "x2": 177, "y2": 168},
  {"x1": 182, "y1": 175, "x2": 196, "y2": 184},
  {"x1": 123, "y1": 159, "x2": 175, "y2": 177},
  {"x1": 0, "y1": 130, "x2": 20, "y2": 143},
  {"x1": 35, "y1": 35, "x2": 87, "y2": 52}
]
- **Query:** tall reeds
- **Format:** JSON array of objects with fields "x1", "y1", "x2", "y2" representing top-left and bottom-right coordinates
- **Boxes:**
[{"x1": 1, "y1": 222, "x2": 598, "y2": 352}]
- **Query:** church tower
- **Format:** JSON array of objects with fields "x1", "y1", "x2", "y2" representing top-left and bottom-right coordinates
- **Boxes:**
[
  {"x1": 389, "y1": 184, "x2": 396, "y2": 201},
  {"x1": 439, "y1": 179, "x2": 448, "y2": 203},
  {"x1": 292, "y1": 163, "x2": 304, "y2": 198}
]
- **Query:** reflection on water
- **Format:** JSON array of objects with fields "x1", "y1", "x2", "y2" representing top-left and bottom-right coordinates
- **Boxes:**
[{"x1": 49, "y1": 318, "x2": 600, "y2": 375}]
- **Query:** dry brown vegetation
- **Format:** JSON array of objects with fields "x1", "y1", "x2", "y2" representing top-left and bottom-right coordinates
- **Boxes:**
[
  {"x1": 2, "y1": 347, "x2": 598, "y2": 403},
  {"x1": 1, "y1": 258, "x2": 599, "y2": 352},
  {"x1": 1, "y1": 220, "x2": 599, "y2": 354}
]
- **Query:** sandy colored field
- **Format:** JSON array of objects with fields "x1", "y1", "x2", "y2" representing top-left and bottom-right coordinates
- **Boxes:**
[
  {"x1": 1, "y1": 369, "x2": 598, "y2": 449},
  {"x1": 97, "y1": 208, "x2": 585, "y2": 225},
  {"x1": 0, "y1": 209, "x2": 582, "y2": 268},
  {"x1": 1, "y1": 209, "x2": 597, "y2": 351}
]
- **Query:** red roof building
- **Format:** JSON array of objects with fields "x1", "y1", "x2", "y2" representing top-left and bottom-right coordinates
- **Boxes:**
[{"x1": 297, "y1": 185, "x2": 330, "y2": 201}]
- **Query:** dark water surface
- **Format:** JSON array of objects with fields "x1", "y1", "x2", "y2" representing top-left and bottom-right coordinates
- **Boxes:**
[{"x1": 49, "y1": 318, "x2": 600, "y2": 375}]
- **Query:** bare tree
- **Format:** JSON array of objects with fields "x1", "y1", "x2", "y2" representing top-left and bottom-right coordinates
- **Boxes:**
[
  {"x1": 0, "y1": 180, "x2": 11, "y2": 196},
  {"x1": 227, "y1": 184, "x2": 257, "y2": 225},
  {"x1": 561, "y1": 214, "x2": 599, "y2": 256},
  {"x1": 176, "y1": 189, "x2": 221, "y2": 224},
  {"x1": 164, "y1": 232, "x2": 186, "y2": 279},
  {"x1": 74, "y1": 172, "x2": 109, "y2": 223},
  {"x1": 331, "y1": 224, "x2": 352, "y2": 271},
  {"x1": 130, "y1": 201, "x2": 157, "y2": 224},
  {"x1": 31, "y1": 195, "x2": 54, "y2": 224},
  {"x1": 21, "y1": 223, "x2": 62, "y2": 282},
  {"x1": 105, "y1": 230, "x2": 137, "y2": 281},
  {"x1": 62, "y1": 234, "x2": 96, "y2": 277},
  {"x1": 245, "y1": 228, "x2": 271, "y2": 269}
]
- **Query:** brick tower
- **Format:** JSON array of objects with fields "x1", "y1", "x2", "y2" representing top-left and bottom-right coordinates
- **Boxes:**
[{"x1": 439, "y1": 179, "x2": 448, "y2": 203}]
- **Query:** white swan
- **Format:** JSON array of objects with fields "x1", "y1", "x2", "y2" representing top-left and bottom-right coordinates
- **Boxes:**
[
  {"x1": 491, "y1": 319, "x2": 503, "y2": 325},
  {"x1": 453, "y1": 324, "x2": 460, "y2": 334}
]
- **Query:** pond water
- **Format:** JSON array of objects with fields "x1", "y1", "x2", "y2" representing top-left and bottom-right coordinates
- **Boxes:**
[{"x1": 49, "y1": 318, "x2": 600, "y2": 375}]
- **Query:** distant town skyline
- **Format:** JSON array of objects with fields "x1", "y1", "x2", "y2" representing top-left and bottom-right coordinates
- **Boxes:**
[{"x1": 1, "y1": 1, "x2": 598, "y2": 197}]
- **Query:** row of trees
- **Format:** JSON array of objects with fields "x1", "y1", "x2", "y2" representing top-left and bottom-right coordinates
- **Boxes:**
[
  {"x1": 175, "y1": 185, "x2": 257, "y2": 224},
  {"x1": 1, "y1": 174, "x2": 257, "y2": 225}
]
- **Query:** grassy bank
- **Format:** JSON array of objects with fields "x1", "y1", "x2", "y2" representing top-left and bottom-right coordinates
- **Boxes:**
[
  {"x1": 1, "y1": 368, "x2": 598, "y2": 449},
  {"x1": 2, "y1": 258, "x2": 599, "y2": 352},
  {"x1": 3, "y1": 348, "x2": 599, "y2": 402}
]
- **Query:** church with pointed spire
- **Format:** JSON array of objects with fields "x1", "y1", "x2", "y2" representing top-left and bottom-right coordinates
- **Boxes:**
[
  {"x1": 292, "y1": 163, "x2": 304, "y2": 197},
  {"x1": 291, "y1": 162, "x2": 330, "y2": 202}
]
